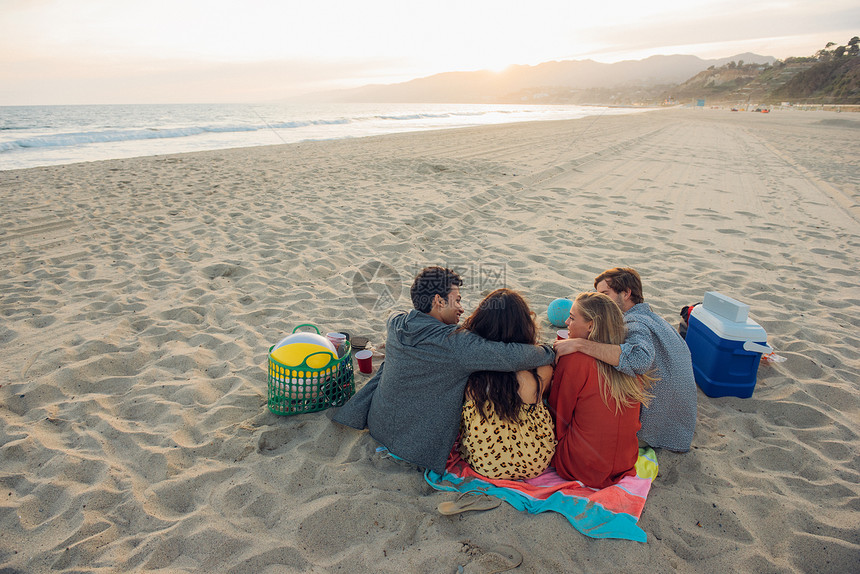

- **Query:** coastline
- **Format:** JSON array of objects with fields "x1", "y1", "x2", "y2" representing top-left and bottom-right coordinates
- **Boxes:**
[
  {"x1": 0, "y1": 102, "x2": 652, "y2": 171},
  {"x1": 1, "y1": 108, "x2": 858, "y2": 572}
]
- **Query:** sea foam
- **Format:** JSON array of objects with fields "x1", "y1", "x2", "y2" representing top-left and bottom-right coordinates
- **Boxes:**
[{"x1": 0, "y1": 102, "x2": 649, "y2": 170}]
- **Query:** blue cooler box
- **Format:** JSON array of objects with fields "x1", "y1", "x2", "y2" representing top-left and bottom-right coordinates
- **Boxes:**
[{"x1": 686, "y1": 305, "x2": 772, "y2": 398}]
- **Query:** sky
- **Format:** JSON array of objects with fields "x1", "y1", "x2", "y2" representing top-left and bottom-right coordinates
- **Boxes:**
[{"x1": 1, "y1": 0, "x2": 857, "y2": 105}]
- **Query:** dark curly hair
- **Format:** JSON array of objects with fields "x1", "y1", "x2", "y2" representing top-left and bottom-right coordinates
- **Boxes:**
[
  {"x1": 460, "y1": 288, "x2": 542, "y2": 423},
  {"x1": 410, "y1": 266, "x2": 463, "y2": 313}
]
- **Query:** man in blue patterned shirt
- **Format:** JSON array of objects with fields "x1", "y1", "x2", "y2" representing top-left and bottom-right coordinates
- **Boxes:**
[{"x1": 554, "y1": 268, "x2": 697, "y2": 452}]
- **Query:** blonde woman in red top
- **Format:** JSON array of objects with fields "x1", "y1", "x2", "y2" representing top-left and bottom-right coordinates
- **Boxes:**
[{"x1": 549, "y1": 292, "x2": 653, "y2": 488}]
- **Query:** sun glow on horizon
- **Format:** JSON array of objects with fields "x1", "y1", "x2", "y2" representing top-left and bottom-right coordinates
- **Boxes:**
[{"x1": 1, "y1": 0, "x2": 857, "y2": 104}]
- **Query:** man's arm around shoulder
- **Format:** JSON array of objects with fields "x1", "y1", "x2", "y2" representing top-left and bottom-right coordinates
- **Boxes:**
[
  {"x1": 452, "y1": 330, "x2": 554, "y2": 372},
  {"x1": 554, "y1": 338, "x2": 621, "y2": 366}
]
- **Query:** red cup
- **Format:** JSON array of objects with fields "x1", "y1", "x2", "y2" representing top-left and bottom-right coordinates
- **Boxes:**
[
  {"x1": 557, "y1": 329, "x2": 569, "y2": 340},
  {"x1": 355, "y1": 350, "x2": 373, "y2": 374}
]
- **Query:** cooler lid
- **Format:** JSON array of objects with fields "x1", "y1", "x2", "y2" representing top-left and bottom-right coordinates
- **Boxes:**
[{"x1": 690, "y1": 305, "x2": 768, "y2": 341}]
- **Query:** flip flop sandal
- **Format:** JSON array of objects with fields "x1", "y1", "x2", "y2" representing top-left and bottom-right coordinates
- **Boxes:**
[
  {"x1": 437, "y1": 492, "x2": 502, "y2": 515},
  {"x1": 484, "y1": 545, "x2": 523, "y2": 574}
]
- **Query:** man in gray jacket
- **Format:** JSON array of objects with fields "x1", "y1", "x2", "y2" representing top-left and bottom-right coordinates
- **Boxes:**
[{"x1": 333, "y1": 266, "x2": 555, "y2": 474}]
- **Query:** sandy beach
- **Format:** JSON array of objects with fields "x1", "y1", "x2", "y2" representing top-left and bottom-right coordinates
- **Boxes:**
[{"x1": 1, "y1": 108, "x2": 858, "y2": 572}]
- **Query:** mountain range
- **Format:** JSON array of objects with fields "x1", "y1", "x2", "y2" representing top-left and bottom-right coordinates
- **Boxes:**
[{"x1": 309, "y1": 53, "x2": 776, "y2": 104}]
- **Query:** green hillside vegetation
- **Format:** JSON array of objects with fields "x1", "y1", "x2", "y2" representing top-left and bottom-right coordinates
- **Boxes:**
[
  {"x1": 665, "y1": 37, "x2": 860, "y2": 105},
  {"x1": 771, "y1": 41, "x2": 860, "y2": 103}
]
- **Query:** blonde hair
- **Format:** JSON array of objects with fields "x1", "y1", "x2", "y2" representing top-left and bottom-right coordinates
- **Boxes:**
[{"x1": 574, "y1": 292, "x2": 654, "y2": 413}]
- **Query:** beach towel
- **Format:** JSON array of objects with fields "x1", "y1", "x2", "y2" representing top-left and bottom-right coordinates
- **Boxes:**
[{"x1": 424, "y1": 446, "x2": 659, "y2": 542}]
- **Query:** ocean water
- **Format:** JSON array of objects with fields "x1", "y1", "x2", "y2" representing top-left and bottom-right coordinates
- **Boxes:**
[{"x1": 0, "y1": 102, "x2": 650, "y2": 171}]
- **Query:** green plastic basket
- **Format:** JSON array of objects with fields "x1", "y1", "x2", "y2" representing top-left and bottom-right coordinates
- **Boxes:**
[{"x1": 267, "y1": 324, "x2": 355, "y2": 415}]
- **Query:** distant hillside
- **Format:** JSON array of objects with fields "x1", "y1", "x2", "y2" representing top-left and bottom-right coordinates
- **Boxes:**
[
  {"x1": 309, "y1": 53, "x2": 775, "y2": 104},
  {"x1": 664, "y1": 37, "x2": 860, "y2": 105},
  {"x1": 771, "y1": 54, "x2": 860, "y2": 104},
  {"x1": 300, "y1": 38, "x2": 860, "y2": 106},
  {"x1": 665, "y1": 61, "x2": 818, "y2": 104}
]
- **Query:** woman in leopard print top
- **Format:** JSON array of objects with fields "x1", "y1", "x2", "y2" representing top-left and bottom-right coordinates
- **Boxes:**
[{"x1": 457, "y1": 289, "x2": 556, "y2": 480}]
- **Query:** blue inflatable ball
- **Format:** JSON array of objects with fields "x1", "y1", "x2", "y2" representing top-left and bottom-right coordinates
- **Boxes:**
[{"x1": 547, "y1": 298, "x2": 573, "y2": 327}]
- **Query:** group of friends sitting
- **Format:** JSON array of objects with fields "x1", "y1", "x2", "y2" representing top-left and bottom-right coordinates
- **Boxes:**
[{"x1": 333, "y1": 266, "x2": 697, "y2": 489}]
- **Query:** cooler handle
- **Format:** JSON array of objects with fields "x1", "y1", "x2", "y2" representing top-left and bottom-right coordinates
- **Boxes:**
[{"x1": 743, "y1": 341, "x2": 773, "y2": 354}]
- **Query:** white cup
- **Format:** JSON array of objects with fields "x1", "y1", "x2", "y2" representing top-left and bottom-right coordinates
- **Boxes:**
[{"x1": 326, "y1": 332, "x2": 347, "y2": 352}]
